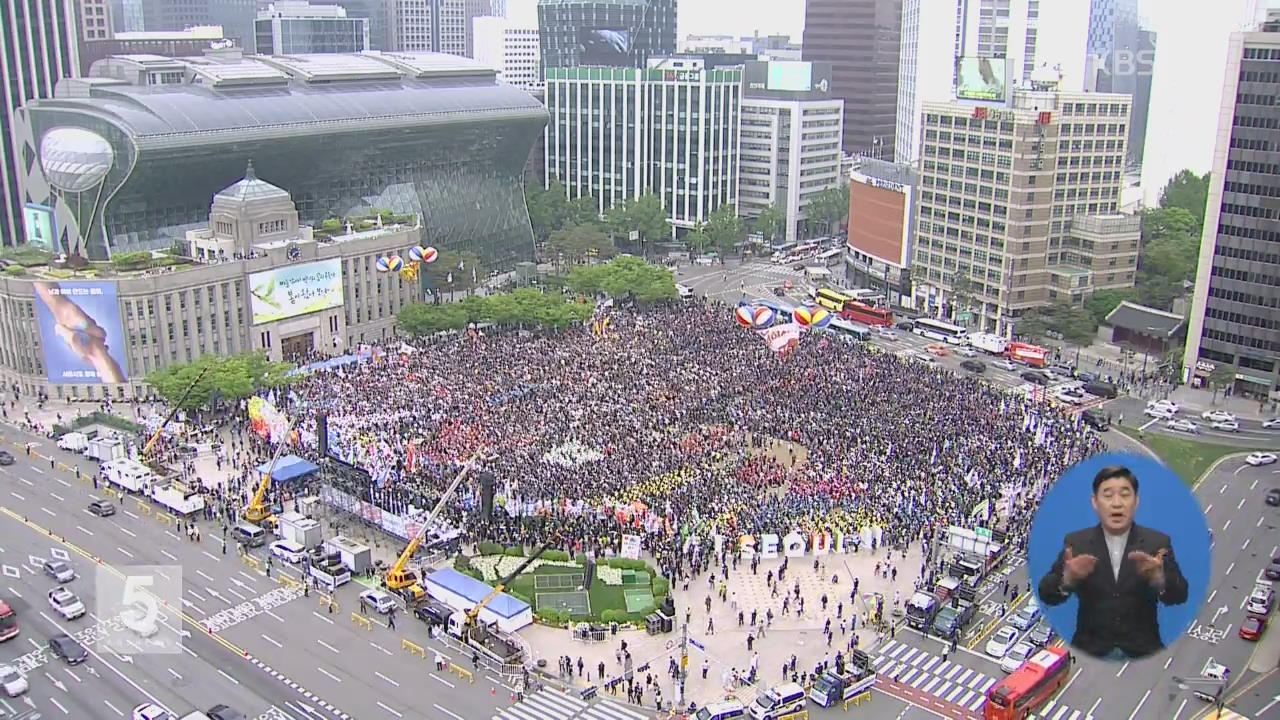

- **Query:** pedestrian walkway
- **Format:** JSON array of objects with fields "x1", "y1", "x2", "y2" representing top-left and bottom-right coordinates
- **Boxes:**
[
  {"x1": 493, "y1": 688, "x2": 649, "y2": 720},
  {"x1": 871, "y1": 640, "x2": 1097, "y2": 720}
]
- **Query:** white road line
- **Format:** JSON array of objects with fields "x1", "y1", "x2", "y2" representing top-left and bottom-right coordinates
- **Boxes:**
[
  {"x1": 1238, "y1": 498, "x2": 1247, "y2": 510},
  {"x1": 1127, "y1": 690, "x2": 1151, "y2": 720},
  {"x1": 317, "y1": 639, "x2": 339, "y2": 653},
  {"x1": 164, "y1": 531, "x2": 179, "y2": 541},
  {"x1": 182, "y1": 645, "x2": 198, "y2": 659},
  {"x1": 49, "y1": 492, "x2": 64, "y2": 502},
  {"x1": 312, "y1": 611, "x2": 333, "y2": 625},
  {"x1": 434, "y1": 704, "x2": 464, "y2": 720},
  {"x1": 1224, "y1": 520, "x2": 1232, "y2": 531},
  {"x1": 238, "y1": 571, "x2": 258, "y2": 583},
  {"x1": 1088, "y1": 698, "x2": 1101, "y2": 716},
  {"x1": 1208, "y1": 590, "x2": 1218, "y2": 604},
  {"x1": 1116, "y1": 662, "x2": 1128, "y2": 677},
  {"x1": 19, "y1": 478, "x2": 34, "y2": 487},
  {"x1": 1260, "y1": 517, "x2": 1266, "y2": 528},
  {"x1": 1226, "y1": 562, "x2": 1235, "y2": 575},
  {"x1": 202, "y1": 551, "x2": 220, "y2": 562},
  {"x1": 1173, "y1": 698, "x2": 1187, "y2": 720},
  {"x1": 265, "y1": 610, "x2": 284, "y2": 622},
  {"x1": 123, "y1": 510, "x2": 139, "y2": 519},
  {"x1": 1251, "y1": 478, "x2": 1260, "y2": 490},
  {"x1": 196, "y1": 570, "x2": 215, "y2": 582},
  {"x1": 1220, "y1": 484, "x2": 1228, "y2": 495},
  {"x1": 168, "y1": 668, "x2": 182, "y2": 680},
  {"x1": 375, "y1": 671, "x2": 400, "y2": 687},
  {"x1": 56, "y1": 478, "x2": 70, "y2": 488},
  {"x1": 317, "y1": 667, "x2": 341, "y2": 683},
  {"x1": 217, "y1": 669, "x2": 240, "y2": 685},
  {"x1": 9, "y1": 492, "x2": 24, "y2": 501},
  {"x1": 1206, "y1": 504, "x2": 1214, "y2": 513},
  {"x1": 1164, "y1": 656, "x2": 1174, "y2": 670},
  {"x1": 7, "y1": 589, "x2": 20, "y2": 599},
  {"x1": 63, "y1": 668, "x2": 80, "y2": 683},
  {"x1": 262, "y1": 634, "x2": 283, "y2": 648},
  {"x1": 117, "y1": 547, "x2": 133, "y2": 558},
  {"x1": 41, "y1": 507, "x2": 55, "y2": 517},
  {"x1": 376, "y1": 701, "x2": 401, "y2": 717},
  {"x1": 103, "y1": 699, "x2": 124, "y2": 716},
  {"x1": 119, "y1": 527, "x2": 135, "y2": 537},
  {"x1": 161, "y1": 550, "x2": 177, "y2": 561},
  {"x1": 49, "y1": 697, "x2": 68, "y2": 714},
  {"x1": 1243, "y1": 539, "x2": 1251, "y2": 551},
  {"x1": 226, "y1": 588, "x2": 247, "y2": 601},
  {"x1": 31, "y1": 468, "x2": 42, "y2": 475},
  {"x1": 431, "y1": 673, "x2": 455, "y2": 688},
  {"x1": 370, "y1": 642, "x2": 393, "y2": 656},
  {"x1": 76, "y1": 526, "x2": 94, "y2": 536},
  {"x1": 188, "y1": 590, "x2": 207, "y2": 602}
]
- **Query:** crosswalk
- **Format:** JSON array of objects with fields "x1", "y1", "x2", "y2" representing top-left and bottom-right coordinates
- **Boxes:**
[
  {"x1": 493, "y1": 688, "x2": 650, "y2": 720},
  {"x1": 872, "y1": 640, "x2": 1094, "y2": 720}
]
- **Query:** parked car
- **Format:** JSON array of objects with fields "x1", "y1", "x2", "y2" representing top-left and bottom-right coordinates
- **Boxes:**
[
  {"x1": 954, "y1": 346, "x2": 978, "y2": 357},
  {"x1": 47, "y1": 588, "x2": 86, "y2": 620},
  {"x1": 1144, "y1": 405, "x2": 1176, "y2": 420},
  {"x1": 1000, "y1": 642, "x2": 1036, "y2": 673},
  {"x1": 48, "y1": 634, "x2": 88, "y2": 665},
  {"x1": 1247, "y1": 586, "x2": 1274, "y2": 618},
  {"x1": 1263, "y1": 418, "x2": 1280, "y2": 429},
  {"x1": 985, "y1": 626, "x2": 1019, "y2": 658},
  {"x1": 1148, "y1": 400, "x2": 1181, "y2": 414},
  {"x1": 1268, "y1": 488, "x2": 1280, "y2": 507},
  {"x1": 1247, "y1": 452, "x2": 1278, "y2": 467},
  {"x1": 1166, "y1": 419, "x2": 1199, "y2": 434},
  {"x1": 1028, "y1": 621, "x2": 1053, "y2": 647},
  {"x1": 206, "y1": 705, "x2": 247, "y2": 720},
  {"x1": 1239, "y1": 616, "x2": 1266, "y2": 641},
  {"x1": 1263, "y1": 557, "x2": 1280, "y2": 581},
  {"x1": 1202, "y1": 410, "x2": 1236, "y2": 423},
  {"x1": 269, "y1": 540, "x2": 305, "y2": 564},
  {"x1": 1020, "y1": 371, "x2": 1050, "y2": 386},
  {"x1": 1011, "y1": 603, "x2": 1041, "y2": 631},
  {"x1": 358, "y1": 589, "x2": 398, "y2": 615},
  {"x1": 0, "y1": 450, "x2": 13, "y2": 466},
  {"x1": 0, "y1": 665, "x2": 27, "y2": 698},
  {"x1": 43, "y1": 559, "x2": 75, "y2": 583}
]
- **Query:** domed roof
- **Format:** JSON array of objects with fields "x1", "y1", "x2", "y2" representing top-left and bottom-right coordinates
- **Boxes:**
[{"x1": 216, "y1": 160, "x2": 291, "y2": 202}]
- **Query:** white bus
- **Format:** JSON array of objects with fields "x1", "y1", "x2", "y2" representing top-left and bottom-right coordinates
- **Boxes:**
[
  {"x1": 817, "y1": 248, "x2": 844, "y2": 267},
  {"x1": 912, "y1": 317, "x2": 968, "y2": 345},
  {"x1": 827, "y1": 317, "x2": 872, "y2": 342}
]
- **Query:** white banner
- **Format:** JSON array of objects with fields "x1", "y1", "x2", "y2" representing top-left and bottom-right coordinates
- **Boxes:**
[{"x1": 620, "y1": 534, "x2": 642, "y2": 560}]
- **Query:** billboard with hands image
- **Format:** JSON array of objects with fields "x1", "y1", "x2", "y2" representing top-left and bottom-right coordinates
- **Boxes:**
[{"x1": 34, "y1": 281, "x2": 128, "y2": 384}]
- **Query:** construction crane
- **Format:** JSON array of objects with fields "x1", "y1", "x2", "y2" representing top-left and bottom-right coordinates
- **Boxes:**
[
  {"x1": 464, "y1": 534, "x2": 561, "y2": 627},
  {"x1": 141, "y1": 366, "x2": 210, "y2": 460},
  {"x1": 384, "y1": 452, "x2": 483, "y2": 602},
  {"x1": 242, "y1": 417, "x2": 297, "y2": 528}
]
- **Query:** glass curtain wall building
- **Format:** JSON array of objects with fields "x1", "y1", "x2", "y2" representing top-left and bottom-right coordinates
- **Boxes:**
[{"x1": 537, "y1": 0, "x2": 676, "y2": 71}]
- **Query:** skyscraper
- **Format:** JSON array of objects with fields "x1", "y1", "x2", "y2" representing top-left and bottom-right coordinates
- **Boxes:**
[
  {"x1": 256, "y1": 2, "x2": 370, "y2": 54},
  {"x1": 803, "y1": 0, "x2": 901, "y2": 160},
  {"x1": 389, "y1": 0, "x2": 468, "y2": 54},
  {"x1": 472, "y1": 15, "x2": 541, "y2": 89},
  {"x1": 537, "y1": 0, "x2": 676, "y2": 71},
  {"x1": 1, "y1": 0, "x2": 80, "y2": 249},
  {"x1": 1182, "y1": 17, "x2": 1280, "y2": 397}
]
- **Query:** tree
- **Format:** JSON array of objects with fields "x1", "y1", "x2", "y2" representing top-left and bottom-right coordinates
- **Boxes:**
[
  {"x1": 422, "y1": 249, "x2": 484, "y2": 292},
  {"x1": 146, "y1": 353, "x2": 295, "y2": 411},
  {"x1": 1207, "y1": 364, "x2": 1235, "y2": 403},
  {"x1": 1141, "y1": 207, "x2": 1196, "y2": 240},
  {"x1": 706, "y1": 205, "x2": 746, "y2": 256},
  {"x1": 1084, "y1": 288, "x2": 1136, "y2": 325},
  {"x1": 396, "y1": 303, "x2": 469, "y2": 336},
  {"x1": 1158, "y1": 170, "x2": 1210, "y2": 230},
  {"x1": 605, "y1": 194, "x2": 670, "y2": 252},
  {"x1": 751, "y1": 203, "x2": 787, "y2": 246},
  {"x1": 947, "y1": 269, "x2": 978, "y2": 323},
  {"x1": 682, "y1": 222, "x2": 711, "y2": 255},
  {"x1": 547, "y1": 224, "x2": 614, "y2": 265},
  {"x1": 566, "y1": 196, "x2": 603, "y2": 227},
  {"x1": 525, "y1": 180, "x2": 571, "y2": 241},
  {"x1": 1017, "y1": 303, "x2": 1098, "y2": 346},
  {"x1": 806, "y1": 185, "x2": 850, "y2": 236},
  {"x1": 567, "y1": 256, "x2": 679, "y2": 303}
]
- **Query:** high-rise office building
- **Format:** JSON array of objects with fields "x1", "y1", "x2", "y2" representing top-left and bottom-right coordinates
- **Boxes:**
[
  {"x1": 738, "y1": 60, "x2": 844, "y2": 243},
  {"x1": 894, "y1": 0, "x2": 1092, "y2": 166},
  {"x1": 472, "y1": 16, "x2": 540, "y2": 90},
  {"x1": 1, "y1": 0, "x2": 80, "y2": 249},
  {"x1": 913, "y1": 87, "x2": 1135, "y2": 332},
  {"x1": 464, "y1": 0, "x2": 499, "y2": 57},
  {"x1": 544, "y1": 57, "x2": 739, "y2": 231},
  {"x1": 108, "y1": 0, "x2": 259, "y2": 47},
  {"x1": 256, "y1": 2, "x2": 370, "y2": 54},
  {"x1": 1128, "y1": 27, "x2": 1154, "y2": 168},
  {"x1": 803, "y1": 0, "x2": 900, "y2": 161},
  {"x1": 77, "y1": 0, "x2": 113, "y2": 42},
  {"x1": 537, "y1": 0, "x2": 677, "y2": 71},
  {"x1": 1182, "y1": 17, "x2": 1280, "y2": 398},
  {"x1": 1086, "y1": 0, "x2": 1139, "y2": 93},
  {"x1": 389, "y1": 0, "x2": 468, "y2": 54},
  {"x1": 79, "y1": 25, "x2": 226, "y2": 74}
]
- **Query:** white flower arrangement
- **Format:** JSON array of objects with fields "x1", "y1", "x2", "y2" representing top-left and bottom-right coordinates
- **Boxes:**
[
  {"x1": 469, "y1": 554, "x2": 582, "y2": 582},
  {"x1": 596, "y1": 566, "x2": 624, "y2": 586},
  {"x1": 542, "y1": 440, "x2": 604, "y2": 468}
]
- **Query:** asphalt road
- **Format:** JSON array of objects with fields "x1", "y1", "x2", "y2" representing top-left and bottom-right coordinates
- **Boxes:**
[{"x1": 1105, "y1": 396, "x2": 1279, "y2": 448}]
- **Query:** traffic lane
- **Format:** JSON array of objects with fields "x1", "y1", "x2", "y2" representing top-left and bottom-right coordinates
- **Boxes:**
[{"x1": 1109, "y1": 396, "x2": 1280, "y2": 432}]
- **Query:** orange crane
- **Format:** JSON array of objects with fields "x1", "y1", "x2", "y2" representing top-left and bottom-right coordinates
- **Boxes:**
[
  {"x1": 384, "y1": 452, "x2": 482, "y2": 602},
  {"x1": 242, "y1": 417, "x2": 297, "y2": 529}
]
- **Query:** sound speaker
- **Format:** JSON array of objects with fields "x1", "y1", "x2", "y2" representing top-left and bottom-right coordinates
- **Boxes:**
[
  {"x1": 316, "y1": 412, "x2": 329, "y2": 457},
  {"x1": 479, "y1": 471, "x2": 495, "y2": 517}
]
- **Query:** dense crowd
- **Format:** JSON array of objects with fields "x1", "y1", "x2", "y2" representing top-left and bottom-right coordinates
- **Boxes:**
[{"x1": 282, "y1": 304, "x2": 1105, "y2": 558}]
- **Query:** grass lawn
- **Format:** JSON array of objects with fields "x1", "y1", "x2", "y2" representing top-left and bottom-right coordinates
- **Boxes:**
[
  {"x1": 1116, "y1": 426, "x2": 1252, "y2": 486},
  {"x1": 501, "y1": 561, "x2": 659, "y2": 620}
]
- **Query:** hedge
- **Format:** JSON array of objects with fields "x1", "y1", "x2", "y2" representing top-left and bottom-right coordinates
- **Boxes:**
[
  {"x1": 652, "y1": 576, "x2": 670, "y2": 599},
  {"x1": 542, "y1": 549, "x2": 570, "y2": 562},
  {"x1": 504, "y1": 546, "x2": 526, "y2": 557},
  {"x1": 477, "y1": 542, "x2": 503, "y2": 556},
  {"x1": 535, "y1": 608, "x2": 572, "y2": 626},
  {"x1": 602, "y1": 558, "x2": 649, "y2": 571}
]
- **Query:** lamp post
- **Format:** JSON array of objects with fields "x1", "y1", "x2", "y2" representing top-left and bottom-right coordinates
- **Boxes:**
[{"x1": 1171, "y1": 675, "x2": 1229, "y2": 719}]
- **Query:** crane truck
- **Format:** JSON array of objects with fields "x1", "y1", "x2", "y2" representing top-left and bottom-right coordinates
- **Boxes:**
[
  {"x1": 446, "y1": 535, "x2": 561, "y2": 664},
  {"x1": 383, "y1": 453, "x2": 481, "y2": 603},
  {"x1": 242, "y1": 418, "x2": 298, "y2": 530}
]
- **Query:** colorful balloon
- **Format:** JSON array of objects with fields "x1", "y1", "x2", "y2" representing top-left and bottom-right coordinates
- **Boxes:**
[
  {"x1": 751, "y1": 306, "x2": 775, "y2": 329},
  {"x1": 421, "y1": 246, "x2": 439, "y2": 263},
  {"x1": 793, "y1": 306, "x2": 816, "y2": 327},
  {"x1": 808, "y1": 308, "x2": 832, "y2": 329},
  {"x1": 408, "y1": 246, "x2": 425, "y2": 262},
  {"x1": 375, "y1": 256, "x2": 391, "y2": 273},
  {"x1": 387, "y1": 254, "x2": 404, "y2": 272},
  {"x1": 734, "y1": 306, "x2": 754, "y2": 328}
]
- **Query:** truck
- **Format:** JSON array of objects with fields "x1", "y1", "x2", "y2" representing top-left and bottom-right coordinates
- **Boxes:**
[
  {"x1": 276, "y1": 511, "x2": 323, "y2": 548},
  {"x1": 85, "y1": 437, "x2": 125, "y2": 462},
  {"x1": 307, "y1": 548, "x2": 351, "y2": 591},
  {"x1": 967, "y1": 332, "x2": 1008, "y2": 355},
  {"x1": 101, "y1": 459, "x2": 156, "y2": 493},
  {"x1": 905, "y1": 591, "x2": 940, "y2": 631},
  {"x1": 324, "y1": 535, "x2": 372, "y2": 575},
  {"x1": 0, "y1": 598, "x2": 18, "y2": 641},
  {"x1": 150, "y1": 481, "x2": 205, "y2": 516},
  {"x1": 56, "y1": 432, "x2": 89, "y2": 453},
  {"x1": 931, "y1": 597, "x2": 977, "y2": 639},
  {"x1": 1005, "y1": 341, "x2": 1048, "y2": 368},
  {"x1": 808, "y1": 651, "x2": 876, "y2": 707},
  {"x1": 446, "y1": 612, "x2": 523, "y2": 664}
]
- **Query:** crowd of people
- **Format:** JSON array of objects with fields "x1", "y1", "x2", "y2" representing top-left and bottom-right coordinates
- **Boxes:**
[{"x1": 277, "y1": 304, "x2": 1105, "y2": 560}]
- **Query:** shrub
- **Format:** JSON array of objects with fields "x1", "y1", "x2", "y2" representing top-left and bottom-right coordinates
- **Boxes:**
[
  {"x1": 599, "y1": 609, "x2": 622, "y2": 624},
  {"x1": 454, "y1": 555, "x2": 472, "y2": 572},
  {"x1": 604, "y1": 558, "x2": 648, "y2": 571},
  {"x1": 504, "y1": 545, "x2": 526, "y2": 557},
  {"x1": 542, "y1": 549, "x2": 570, "y2": 562},
  {"x1": 3, "y1": 265, "x2": 26, "y2": 276},
  {"x1": 111, "y1": 251, "x2": 152, "y2": 271},
  {"x1": 652, "y1": 576, "x2": 670, "y2": 599},
  {"x1": 476, "y1": 541, "x2": 503, "y2": 556}
]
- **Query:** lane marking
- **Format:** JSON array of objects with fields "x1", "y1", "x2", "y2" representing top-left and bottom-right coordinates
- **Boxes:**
[
  {"x1": 161, "y1": 550, "x2": 177, "y2": 561},
  {"x1": 1224, "y1": 520, "x2": 1232, "y2": 531},
  {"x1": 1116, "y1": 661, "x2": 1129, "y2": 677},
  {"x1": 119, "y1": 527, "x2": 135, "y2": 538},
  {"x1": 217, "y1": 668, "x2": 240, "y2": 685},
  {"x1": 1226, "y1": 562, "x2": 1235, "y2": 575},
  {"x1": 49, "y1": 492, "x2": 64, "y2": 502},
  {"x1": 376, "y1": 701, "x2": 402, "y2": 718},
  {"x1": 76, "y1": 526, "x2": 94, "y2": 537},
  {"x1": 164, "y1": 531, "x2": 179, "y2": 541},
  {"x1": 103, "y1": 700, "x2": 124, "y2": 717},
  {"x1": 117, "y1": 547, "x2": 133, "y2": 559},
  {"x1": 375, "y1": 671, "x2": 399, "y2": 687},
  {"x1": 264, "y1": 609, "x2": 284, "y2": 622},
  {"x1": 1088, "y1": 698, "x2": 1101, "y2": 716},
  {"x1": 370, "y1": 642, "x2": 392, "y2": 656},
  {"x1": 312, "y1": 612, "x2": 333, "y2": 625},
  {"x1": 168, "y1": 668, "x2": 182, "y2": 680},
  {"x1": 56, "y1": 478, "x2": 70, "y2": 488},
  {"x1": 227, "y1": 588, "x2": 247, "y2": 601},
  {"x1": 317, "y1": 667, "x2": 341, "y2": 683},
  {"x1": 430, "y1": 673, "x2": 454, "y2": 688},
  {"x1": 40, "y1": 508, "x2": 54, "y2": 517},
  {"x1": 202, "y1": 551, "x2": 220, "y2": 562},
  {"x1": 317, "y1": 639, "x2": 339, "y2": 653},
  {"x1": 196, "y1": 570, "x2": 215, "y2": 582},
  {"x1": 9, "y1": 492, "x2": 24, "y2": 501},
  {"x1": 1208, "y1": 590, "x2": 1217, "y2": 604},
  {"x1": 188, "y1": 590, "x2": 208, "y2": 602},
  {"x1": 49, "y1": 697, "x2": 68, "y2": 715},
  {"x1": 19, "y1": 478, "x2": 34, "y2": 487},
  {"x1": 262, "y1": 634, "x2": 282, "y2": 648},
  {"x1": 123, "y1": 510, "x2": 138, "y2": 519},
  {"x1": 1238, "y1": 498, "x2": 1247, "y2": 510},
  {"x1": 434, "y1": 704, "x2": 464, "y2": 720},
  {"x1": 1127, "y1": 689, "x2": 1151, "y2": 720}
]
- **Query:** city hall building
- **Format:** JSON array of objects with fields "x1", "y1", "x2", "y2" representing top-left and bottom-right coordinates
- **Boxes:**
[{"x1": 13, "y1": 48, "x2": 547, "y2": 265}]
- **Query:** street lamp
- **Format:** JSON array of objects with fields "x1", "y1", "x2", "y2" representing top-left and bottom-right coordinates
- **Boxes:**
[{"x1": 1171, "y1": 675, "x2": 1228, "y2": 718}]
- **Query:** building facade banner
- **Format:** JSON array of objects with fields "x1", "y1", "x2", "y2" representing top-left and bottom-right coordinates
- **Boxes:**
[
  {"x1": 33, "y1": 281, "x2": 129, "y2": 384},
  {"x1": 248, "y1": 258, "x2": 344, "y2": 325}
]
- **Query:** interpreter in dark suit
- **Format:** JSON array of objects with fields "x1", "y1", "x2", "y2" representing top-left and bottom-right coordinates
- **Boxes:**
[{"x1": 1037, "y1": 465, "x2": 1189, "y2": 660}]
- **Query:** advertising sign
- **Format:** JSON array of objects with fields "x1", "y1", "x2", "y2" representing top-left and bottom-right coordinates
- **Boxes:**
[
  {"x1": 580, "y1": 27, "x2": 631, "y2": 66},
  {"x1": 956, "y1": 57, "x2": 1008, "y2": 101},
  {"x1": 766, "y1": 61, "x2": 813, "y2": 92},
  {"x1": 23, "y1": 203, "x2": 56, "y2": 252},
  {"x1": 33, "y1": 281, "x2": 129, "y2": 384},
  {"x1": 744, "y1": 60, "x2": 833, "y2": 99},
  {"x1": 248, "y1": 258, "x2": 343, "y2": 325}
]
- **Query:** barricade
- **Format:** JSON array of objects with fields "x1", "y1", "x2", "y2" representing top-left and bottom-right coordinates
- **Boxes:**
[
  {"x1": 135, "y1": 500, "x2": 151, "y2": 515},
  {"x1": 103, "y1": 488, "x2": 118, "y2": 499},
  {"x1": 351, "y1": 613, "x2": 372, "y2": 630},
  {"x1": 447, "y1": 664, "x2": 475, "y2": 683},
  {"x1": 155, "y1": 513, "x2": 172, "y2": 526},
  {"x1": 844, "y1": 691, "x2": 872, "y2": 709},
  {"x1": 778, "y1": 711, "x2": 808, "y2": 720},
  {"x1": 241, "y1": 555, "x2": 261, "y2": 571},
  {"x1": 402, "y1": 639, "x2": 425, "y2": 658}
]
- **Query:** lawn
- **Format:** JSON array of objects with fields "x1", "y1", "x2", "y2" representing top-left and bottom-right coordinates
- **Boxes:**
[
  {"x1": 469, "y1": 556, "x2": 666, "y2": 624},
  {"x1": 1116, "y1": 426, "x2": 1253, "y2": 486}
]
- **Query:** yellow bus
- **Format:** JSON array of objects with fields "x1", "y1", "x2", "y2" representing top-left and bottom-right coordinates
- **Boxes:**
[{"x1": 815, "y1": 288, "x2": 851, "y2": 312}]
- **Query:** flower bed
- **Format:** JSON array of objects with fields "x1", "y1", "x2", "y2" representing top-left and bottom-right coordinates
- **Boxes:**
[
  {"x1": 470, "y1": 554, "x2": 582, "y2": 582},
  {"x1": 596, "y1": 565, "x2": 624, "y2": 585}
]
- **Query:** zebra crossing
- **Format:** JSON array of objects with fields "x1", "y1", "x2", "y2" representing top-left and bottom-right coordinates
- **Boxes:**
[
  {"x1": 871, "y1": 640, "x2": 1094, "y2": 720},
  {"x1": 493, "y1": 688, "x2": 650, "y2": 720}
]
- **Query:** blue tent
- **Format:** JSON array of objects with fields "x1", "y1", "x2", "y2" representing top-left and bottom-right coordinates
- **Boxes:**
[{"x1": 256, "y1": 454, "x2": 319, "y2": 484}]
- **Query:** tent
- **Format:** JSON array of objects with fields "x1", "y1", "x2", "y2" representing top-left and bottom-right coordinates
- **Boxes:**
[{"x1": 256, "y1": 454, "x2": 320, "y2": 484}]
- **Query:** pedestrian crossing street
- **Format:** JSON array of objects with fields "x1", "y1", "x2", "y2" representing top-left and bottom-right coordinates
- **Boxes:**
[
  {"x1": 872, "y1": 640, "x2": 1095, "y2": 720},
  {"x1": 493, "y1": 688, "x2": 649, "y2": 720}
]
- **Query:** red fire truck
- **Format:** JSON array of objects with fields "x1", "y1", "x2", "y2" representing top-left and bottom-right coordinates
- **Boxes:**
[
  {"x1": 1006, "y1": 341, "x2": 1048, "y2": 368},
  {"x1": 0, "y1": 598, "x2": 18, "y2": 641}
]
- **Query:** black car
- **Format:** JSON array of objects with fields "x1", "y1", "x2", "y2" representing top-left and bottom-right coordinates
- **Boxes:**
[
  {"x1": 960, "y1": 359, "x2": 986, "y2": 373},
  {"x1": 896, "y1": 320, "x2": 915, "y2": 331},
  {"x1": 1082, "y1": 409, "x2": 1110, "y2": 431},
  {"x1": 88, "y1": 500, "x2": 116, "y2": 517},
  {"x1": 0, "y1": 450, "x2": 13, "y2": 466},
  {"x1": 49, "y1": 634, "x2": 88, "y2": 665},
  {"x1": 207, "y1": 705, "x2": 247, "y2": 720},
  {"x1": 414, "y1": 601, "x2": 454, "y2": 627},
  {"x1": 1265, "y1": 558, "x2": 1280, "y2": 581},
  {"x1": 1021, "y1": 371, "x2": 1051, "y2": 385},
  {"x1": 1267, "y1": 488, "x2": 1280, "y2": 507}
]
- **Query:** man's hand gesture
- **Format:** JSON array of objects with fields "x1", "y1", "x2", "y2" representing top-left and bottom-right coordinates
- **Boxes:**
[
  {"x1": 1127, "y1": 548, "x2": 1168, "y2": 587},
  {"x1": 1061, "y1": 546, "x2": 1097, "y2": 587}
]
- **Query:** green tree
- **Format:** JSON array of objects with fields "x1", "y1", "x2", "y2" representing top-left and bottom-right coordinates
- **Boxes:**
[
  {"x1": 1141, "y1": 207, "x2": 1197, "y2": 240},
  {"x1": 606, "y1": 194, "x2": 671, "y2": 251},
  {"x1": 422, "y1": 249, "x2": 484, "y2": 292},
  {"x1": 751, "y1": 203, "x2": 787, "y2": 246},
  {"x1": 1158, "y1": 170, "x2": 1210, "y2": 230},
  {"x1": 806, "y1": 185, "x2": 850, "y2": 236},
  {"x1": 706, "y1": 205, "x2": 746, "y2": 256},
  {"x1": 146, "y1": 353, "x2": 295, "y2": 411},
  {"x1": 947, "y1": 269, "x2": 978, "y2": 323},
  {"x1": 1207, "y1": 364, "x2": 1235, "y2": 403},
  {"x1": 1084, "y1": 288, "x2": 1136, "y2": 325},
  {"x1": 568, "y1": 256, "x2": 678, "y2": 303},
  {"x1": 566, "y1": 196, "x2": 603, "y2": 227},
  {"x1": 396, "y1": 303, "x2": 469, "y2": 336},
  {"x1": 1016, "y1": 303, "x2": 1097, "y2": 345},
  {"x1": 547, "y1": 224, "x2": 613, "y2": 265},
  {"x1": 682, "y1": 222, "x2": 711, "y2": 255},
  {"x1": 525, "y1": 180, "x2": 571, "y2": 241}
]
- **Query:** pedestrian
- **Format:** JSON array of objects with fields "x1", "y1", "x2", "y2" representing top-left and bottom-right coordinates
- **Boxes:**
[{"x1": 387, "y1": 609, "x2": 396, "y2": 630}]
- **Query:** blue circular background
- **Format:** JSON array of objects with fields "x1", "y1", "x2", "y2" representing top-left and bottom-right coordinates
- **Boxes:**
[{"x1": 1027, "y1": 451, "x2": 1211, "y2": 654}]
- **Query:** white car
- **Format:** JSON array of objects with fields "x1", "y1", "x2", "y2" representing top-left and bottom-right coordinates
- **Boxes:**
[
  {"x1": 1054, "y1": 388, "x2": 1087, "y2": 405},
  {"x1": 1149, "y1": 400, "x2": 1181, "y2": 414},
  {"x1": 1201, "y1": 410, "x2": 1236, "y2": 423},
  {"x1": 1000, "y1": 641, "x2": 1036, "y2": 673},
  {"x1": 358, "y1": 589, "x2": 398, "y2": 615},
  {"x1": 269, "y1": 540, "x2": 306, "y2": 564},
  {"x1": 132, "y1": 703, "x2": 174, "y2": 720},
  {"x1": 1210, "y1": 420, "x2": 1240, "y2": 432},
  {"x1": 991, "y1": 359, "x2": 1017, "y2": 371},
  {"x1": 0, "y1": 665, "x2": 27, "y2": 698},
  {"x1": 877, "y1": 328, "x2": 898, "y2": 340},
  {"x1": 1246, "y1": 452, "x2": 1278, "y2": 466},
  {"x1": 955, "y1": 346, "x2": 978, "y2": 357},
  {"x1": 42, "y1": 559, "x2": 75, "y2": 583},
  {"x1": 1144, "y1": 406, "x2": 1176, "y2": 420},
  {"x1": 985, "y1": 626, "x2": 1019, "y2": 658},
  {"x1": 1166, "y1": 419, "x2": 1199, "y2": 434},
  {"x1": 1263, "y1": 418, "x2": 1280, "y2": 429},
  {"x1": 48, "y1": 587, "x2": 86, "y2": 620}
]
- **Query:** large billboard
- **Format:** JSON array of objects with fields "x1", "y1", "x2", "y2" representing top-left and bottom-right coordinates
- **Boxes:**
[
  {"x1": 956, "y1": 57, "x2": 1008, "y2": 101},
  {"x1": 848, "y1": 174, "x2": 912, "y2": 268},
  {"x1": 580, "y1": 27, "x2": 632, "y2": 66},
  {"x1": 33, "y1": 281, "x2": 129, "y2": 384},
  {"x1": 743, "y1": 60, "x2": 833, "y2": 99},
  {"x1": 767, "y1": 61, "x2": 812, "y2": 92},
  {"x1": 23, "y1": 203, "x2": 56, "y2": 252},
  {"x1": 249, "y1": 258, "x2": 344, "y2": 325}
]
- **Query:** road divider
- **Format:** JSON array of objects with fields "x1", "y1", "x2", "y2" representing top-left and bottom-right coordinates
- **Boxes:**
[
  {"x1": 448, "y1": 663, "x2": 474, "y2": 683},
  {"x1": 134, "y1": 500, "x2": 151, "y2": 515},
  {"x1": 844, "y1": 691, "x2": 872, "y2": 709},
  {"x1": 401, "y1": 639, "x2": 425, "y2": 658},
  {"x1": 351, "y1": 613, "x2": 372, "y2": 631},
  {"x1": 242, "y1": 555, "x2": 261, "y2": 571},
  {"x1": 155, "y1": 513, "x2": 172, "y2": 526}
]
